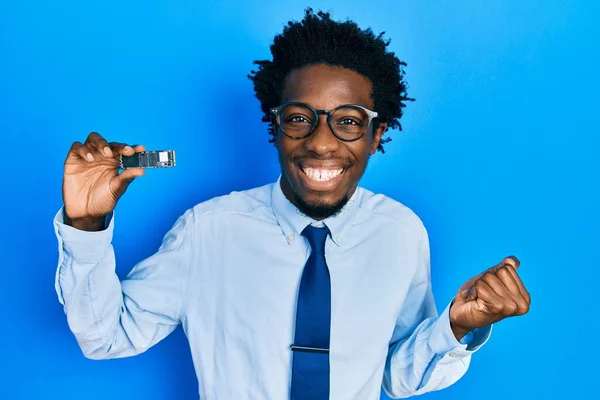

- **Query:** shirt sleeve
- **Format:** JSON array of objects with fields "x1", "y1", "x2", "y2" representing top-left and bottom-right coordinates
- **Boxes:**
[
  {"x1": 381, "y1": 223, "x2": 492, "y2": 398},
  {"x1": 53, "y1": 207, "x2": 196, "y2": 360}
]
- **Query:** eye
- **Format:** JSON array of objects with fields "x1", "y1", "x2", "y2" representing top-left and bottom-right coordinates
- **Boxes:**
[
  {"x1": 338, "y1": 118, "x2": 361, "y2": 126},
  {"x1": 290, "y1": 116, "x2": 310, "y2": 123},
  {"x1": 284, "y1": 114, "x2": 312, "y2": 124}
]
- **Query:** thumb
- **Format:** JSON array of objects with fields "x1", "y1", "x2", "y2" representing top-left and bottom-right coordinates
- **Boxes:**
[
  {"x1": 464, "y1": 284, "x2": 479, "y2": 302},
  {"x1": 113, "y1": 167, "x2": 145, "y2": 196},
  {"x1": 458, "y1": 271, "x2": 484, "y2": 295}
]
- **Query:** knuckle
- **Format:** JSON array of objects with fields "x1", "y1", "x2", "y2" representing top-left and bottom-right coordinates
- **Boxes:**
[
  {"x1": 88, "y1": 132, "x2": 105, "y2": 143},
  {"x1": 488, "y1": 264, "x2": 500, "y2": 273},
  {"x1": 489, "y1": 302, "x2": 503, "y2": 314},
  {"x1": 108, "y1": 143, "x2": 122, "y2": 151},
  {"x1": 517, "y1": 301, "x2": 530, "y2": 314},
  {"x1": 481, "y1": 271, "x2": 494, "y2": 281},
  {"x1": 497, "y1": 267, "x2": 510, "y2": 277},
  {"x1": 505, "y1": 301, "x2": 518, "y2": 314}
]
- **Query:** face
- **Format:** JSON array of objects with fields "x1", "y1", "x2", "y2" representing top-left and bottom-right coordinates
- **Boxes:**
[{"x1": 275, "y1": 64, "x2": 387, "y2": 220}]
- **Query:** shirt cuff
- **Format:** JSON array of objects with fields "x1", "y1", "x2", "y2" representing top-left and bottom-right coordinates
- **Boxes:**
[
  {"x1": 427, "y1": 302, "x2": 492, "y2": 358},
  {"x1": 462, "y1": 325, "x2": 491, "y2": 351},
  {"x1": 54, "y1": 207, "x2": 115, "y2": 264}
]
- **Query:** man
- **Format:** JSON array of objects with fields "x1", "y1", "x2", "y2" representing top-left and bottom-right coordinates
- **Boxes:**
[{"x1": 54, "y1": 9, "x2": 530, "y2": 399}]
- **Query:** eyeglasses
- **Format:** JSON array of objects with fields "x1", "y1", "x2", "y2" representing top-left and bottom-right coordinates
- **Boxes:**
[{"x1": 270, "y1": 102, "x2": 378, "y2": 142}]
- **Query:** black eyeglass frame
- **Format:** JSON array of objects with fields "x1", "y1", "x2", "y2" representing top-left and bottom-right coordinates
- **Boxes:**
[{"x1": 269, "y1": 102, "x2": 379, "y2": 142}]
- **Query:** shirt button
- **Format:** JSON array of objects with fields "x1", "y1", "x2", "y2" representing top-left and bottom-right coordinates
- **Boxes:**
[
  {"x1": 335, "y1": 236, "x2": 341, "y2": 242},
  {"x1": 448, "y1": 352, "x2": 459, "y2": 358},
  {"x1": 287, "y1": 234, "x2": 295, "y2": 242}
]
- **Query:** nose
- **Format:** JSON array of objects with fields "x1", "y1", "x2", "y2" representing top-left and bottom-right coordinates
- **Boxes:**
[{"x1": 304, "y1": 114, "x2": 340, "y2": 156}]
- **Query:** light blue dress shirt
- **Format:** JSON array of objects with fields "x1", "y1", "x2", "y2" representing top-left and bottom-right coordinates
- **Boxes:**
[{"x1": 54, "y1": 178, "x2": 490, "y2": 399}]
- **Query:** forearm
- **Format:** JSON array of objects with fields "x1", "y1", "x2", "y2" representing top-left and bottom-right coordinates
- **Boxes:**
[
  {"x1": 57, "y1": 244, "x2": 132, "y2": 359},
  {"x1": 56, "y1": 209, "x2": 145, "y2": 359},
  {"x1": 54, "y1": 208, "x2": 181, "y2": 360},
  {"x1": 382, "y1": 303, "x2": 490, "y2": 398}
]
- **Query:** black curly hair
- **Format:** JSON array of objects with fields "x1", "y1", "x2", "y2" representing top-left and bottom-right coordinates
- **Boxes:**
[{"x1": 248, "y1": 8, "x2": 413, "y2": 153}]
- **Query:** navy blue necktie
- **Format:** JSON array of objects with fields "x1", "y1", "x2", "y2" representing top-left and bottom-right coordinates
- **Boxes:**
[{"x1": 290, "y1": 225, "x2": 331, "y2": 400}]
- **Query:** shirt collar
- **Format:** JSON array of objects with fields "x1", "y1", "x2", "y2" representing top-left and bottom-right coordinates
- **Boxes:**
[{"x1": 270, "y1": 175, "x2": 360, "y2": 246}]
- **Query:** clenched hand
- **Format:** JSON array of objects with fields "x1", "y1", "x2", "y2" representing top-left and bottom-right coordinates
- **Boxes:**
[{"x1": 449, "y1": 256, "x2": 531, "y2": 340}]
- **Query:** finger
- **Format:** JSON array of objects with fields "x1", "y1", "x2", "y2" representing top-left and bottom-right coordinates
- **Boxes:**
[
  {"x1": 502, "y1": 255, "x2": 520, "y2": 270},
  {"x1": 461, "y1": 258, "x2": 506, "y2": 296},
  {"x1": 472, "y1": 279, "x2": 505, "y2": 314},
  {"x1": 460, "y1": 255, "x2": 520, "y2": 297},
  {"x1": 504, "y1": 265, "x2": 531, "y2": 305},
  {"x1": 488, "y1": 256, "x2": 518, "y2": 274},
  {"x1": 85, "y1": 132, "x2": 113, "y2": 158},
  {"x1": 69, "y1": 141, "x2": 96, "y2": 162},
  {"x1": 108, "y1": 142, "x2": 146, "y2": 157},
  {"x1": 112, "y1": 167, "x2": 145, "y2": 196},
  {"x1": 482, "y1": 272, "x2": 513, "y2": 299},
  {"x1": 495, "y1": 266, "x2": 522, "y2": 299},
  {"x1": 108, "y1": 142, "x2": 135, "y2": 157},
  {"x1": 459, "y1": 270, "x2": 485, "y2": 295},
  {"x1": 463, "y1": 273, "x2": 495, "y2": 302},
  {"x1": 496, "y1": 267, "x2": 530, "y2": 314},
  {"x1": 481, "y1": 255, "x2": 519, "y2": 274},
  {"x1": 481, "y1": 272, "x2": 519, "y2": 315},
  {"x1": 67, "y1": 141, "x2": 89, "y2": 162}
]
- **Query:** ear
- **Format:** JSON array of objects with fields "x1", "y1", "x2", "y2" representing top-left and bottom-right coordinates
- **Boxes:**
[
  {"x1": 370, "y1": 122, "x2": 387, "y2": 155},
  {"x1": 270, "y1": 117, "x2": 279, "y2": 149}
]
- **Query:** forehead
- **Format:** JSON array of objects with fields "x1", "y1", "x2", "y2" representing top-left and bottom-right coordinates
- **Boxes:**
[{"x1": 281, "y1": 64, "x2": 374, "y2": 109}]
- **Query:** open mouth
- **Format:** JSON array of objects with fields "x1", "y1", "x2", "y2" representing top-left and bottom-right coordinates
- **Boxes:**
[
  {"x1": 296, "y1": 163, "x2": 347, "y2": 191},
  {"x1": 300, "y1": 166, "x2": 344, "y2": 182}
]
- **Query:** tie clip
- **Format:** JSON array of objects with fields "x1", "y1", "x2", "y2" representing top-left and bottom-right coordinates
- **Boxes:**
[{"x1": 290, "y1": 345, "x2": 330, "y2": 354}]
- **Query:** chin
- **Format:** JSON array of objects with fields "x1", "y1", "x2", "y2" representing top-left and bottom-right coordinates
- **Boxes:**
[
  {"x1": 280, "y1": 158, "x2": 359, "y2": 220},
  {"x1": 293, "y1": 191, "x2": 349, "y2": 220}
]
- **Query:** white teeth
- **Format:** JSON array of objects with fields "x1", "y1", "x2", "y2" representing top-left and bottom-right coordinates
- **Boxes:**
[{"x1": 302, "y1": 167, "x2": 343, "y2": 182}]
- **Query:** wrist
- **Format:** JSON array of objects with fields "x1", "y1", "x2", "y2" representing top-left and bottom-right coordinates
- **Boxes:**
[
  {"x1": 63, "y1": 209, "x2": 106, "y2": 231},
  {"x1": 450, "y1": 322, "x2": 470, "y2": 341},
  {"x1": 449, "y1": 300, "x2": 471, "y2": 341}
]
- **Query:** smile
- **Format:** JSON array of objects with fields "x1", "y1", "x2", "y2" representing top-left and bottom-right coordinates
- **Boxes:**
[{"x1": 300, "y1": 167, "x2": 344, "y2": 182}]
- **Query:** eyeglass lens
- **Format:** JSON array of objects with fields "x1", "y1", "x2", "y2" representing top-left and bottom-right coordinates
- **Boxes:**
[{"x1": 277, "y1": 104, "x2": 369, "y2": 140}]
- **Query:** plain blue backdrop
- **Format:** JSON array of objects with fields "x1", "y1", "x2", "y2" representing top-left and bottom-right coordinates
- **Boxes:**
[{"x1": 1, "y1": 0, "x2": 597, "y2": 398}]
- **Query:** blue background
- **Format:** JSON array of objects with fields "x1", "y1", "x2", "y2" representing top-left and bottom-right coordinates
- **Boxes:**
[{"x1": 0, "y1": 0, "x2": 597, "y2": 398}]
